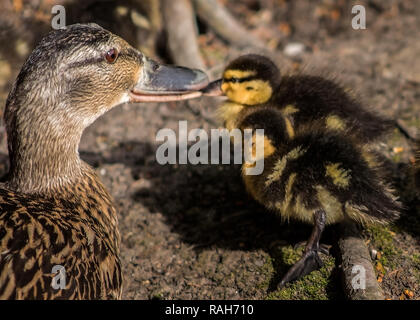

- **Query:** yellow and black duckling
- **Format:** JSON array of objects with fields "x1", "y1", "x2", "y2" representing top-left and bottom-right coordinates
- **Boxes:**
[
  {"x1": 204, "y1": 54, "x2": 394, "y2": 142},
  {"x1": 0, "y1": 23, "x2": 208, "y2": 299},
  {"x1": 203, "y1": 55, "x2": 401, "y2": 288}
]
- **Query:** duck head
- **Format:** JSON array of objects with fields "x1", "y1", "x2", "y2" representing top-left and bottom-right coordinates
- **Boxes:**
[
  {"x1": 6, "y1": 23, "x2": 208, "y2": 128},
  {"x1": 202, "y1": 54, "x2": 279, "y2": 105},
  {"x1": 4, "y1": 23, "x2": 208, "y2": 193}
]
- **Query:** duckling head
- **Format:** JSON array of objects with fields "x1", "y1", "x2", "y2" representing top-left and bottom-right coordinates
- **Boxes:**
[
  {"x1": 4, "y1": 23, "x2": 208, "y2": 193},
  {"x1": 218, "y1": 54, "x2": 280, "y2": 105}
]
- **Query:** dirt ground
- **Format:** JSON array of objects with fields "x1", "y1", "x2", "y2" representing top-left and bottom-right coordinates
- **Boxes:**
[{"x1": 0, "y1": 0, "x2": 419, "y2": 300}]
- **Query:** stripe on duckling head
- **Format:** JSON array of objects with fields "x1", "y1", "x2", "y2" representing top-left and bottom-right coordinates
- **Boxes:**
[{"x1": 223, "y1": 70, "x2": 257, "y2": 80}]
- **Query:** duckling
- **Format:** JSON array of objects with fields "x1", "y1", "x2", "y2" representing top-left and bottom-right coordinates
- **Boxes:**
[
  {"x1": 240, "y1": 111, "x2": 400, "y2": 287},
  {"x1": 203, "y1": 54, "x2": 394, "y2": 142},
  {"x1": 0, "y1": 23, "x2": 208, "y2": 299},
  {"x1": 203, "y1": 55, "x2": 401, "y2": 288}
]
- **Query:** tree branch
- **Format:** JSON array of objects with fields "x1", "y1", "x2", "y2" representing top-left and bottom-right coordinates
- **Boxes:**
[
  {"x1": 162, "y1": 0, "x2": 206, "y2": 70},
  {"x1": 194, "y1": 0, "x2": 264, "y2": 48},
  {"x1": 338, "y1": 222, "x2": 385, "y2": 300}
]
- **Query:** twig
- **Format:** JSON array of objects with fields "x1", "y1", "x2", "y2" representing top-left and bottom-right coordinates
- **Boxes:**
[
  {"x1": 162, "y1": 0, "x2": 206, "y2": 70},
  {"x1": 194, "y1": 0, "x2": 265, "y2": 49},
  {"x1": 338, "y1": 222, "x2": 385, "y2": 300}
]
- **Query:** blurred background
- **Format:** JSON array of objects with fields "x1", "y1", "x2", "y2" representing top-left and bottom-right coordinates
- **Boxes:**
[{"x1": 0, "y1": 0, "x2": 419, "y2": 300}]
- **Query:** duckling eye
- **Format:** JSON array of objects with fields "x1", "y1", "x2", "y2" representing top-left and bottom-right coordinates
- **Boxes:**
[
  {"x1": 230, "y1": 77, "x2": 240, "y2": 83},
  {"x1": 105, "y1": 48, "x2": 119, "y2": 63}
]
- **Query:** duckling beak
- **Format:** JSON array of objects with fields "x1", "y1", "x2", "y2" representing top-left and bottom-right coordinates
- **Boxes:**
[
  {"x1": 200, "y1": 79, "x2": 224, "y2": 96},
  {"x1": 130, "y1": 57, "x2": 209, "y2": 102}
]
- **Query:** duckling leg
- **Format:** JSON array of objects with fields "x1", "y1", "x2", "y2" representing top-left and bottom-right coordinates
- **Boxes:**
[
  {"x1": 293, "y1": 242, "x2": 330, "y2": 255},
  {"x1": 278, "y1": 209, "x2": 326, "y2": 289}
]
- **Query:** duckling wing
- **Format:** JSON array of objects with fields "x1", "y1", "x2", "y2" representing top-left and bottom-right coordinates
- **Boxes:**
[
  {"x1": 0, "y1": 189, "x2": 122, "y2": 300},
  {"x1": 264, "y1": 133, "x2": 401, "y2": 225},
  {"x1": 276, "y1": 76, "x2": 394, "y2": 141}
]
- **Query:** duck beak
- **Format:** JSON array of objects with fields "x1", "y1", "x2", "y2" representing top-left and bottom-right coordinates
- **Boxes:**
[
  {"x1": 200, "y1": 79, "x2": 224, "y2": 96},
  {"x1": 130, "y1": 57, "x2": 209, "y2": 102}
]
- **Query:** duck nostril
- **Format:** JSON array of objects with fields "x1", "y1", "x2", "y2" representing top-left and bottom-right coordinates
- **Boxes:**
[{"x1": 152, "y1": 63, "x2": 160, "y2": 72}]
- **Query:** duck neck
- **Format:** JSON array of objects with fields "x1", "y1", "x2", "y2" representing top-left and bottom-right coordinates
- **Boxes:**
[{"x1": 5, "y1": 105, "x2": 88, "y2": 195}]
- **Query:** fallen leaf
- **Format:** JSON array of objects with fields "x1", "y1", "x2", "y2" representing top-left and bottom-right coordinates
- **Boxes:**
[
  {"x1": 404, "y1": 289, "x2": 414, "y2": 298},
  {"x1": 376, "y1": 261, "x2": 385, "y2": 274}
]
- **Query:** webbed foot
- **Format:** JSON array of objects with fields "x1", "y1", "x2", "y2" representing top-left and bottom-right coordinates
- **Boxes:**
[
  {"x1": 277, "y1": 209, "x2": 327, "y2": 290},
  {"x1": 277, "y1": 249, "x2": 323, "y2": 289}
]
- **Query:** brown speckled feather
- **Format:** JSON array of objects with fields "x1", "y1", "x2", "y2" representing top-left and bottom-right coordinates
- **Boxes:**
[{"x1": 0, "y1": 164, "x2": 122, "y2": 299}]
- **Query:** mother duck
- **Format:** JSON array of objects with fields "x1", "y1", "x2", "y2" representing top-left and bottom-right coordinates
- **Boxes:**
[{"x1": 0, "y1": 23, "x2": 208, "y2": 299}]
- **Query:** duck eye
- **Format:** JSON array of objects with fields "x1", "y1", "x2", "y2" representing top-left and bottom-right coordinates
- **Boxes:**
[
  {"x1": 231, "y1": 77, "x2": 239, "y2": 83},
  {"x1": 105, "y1": 48, "x2": 118, "y2": 63}
]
